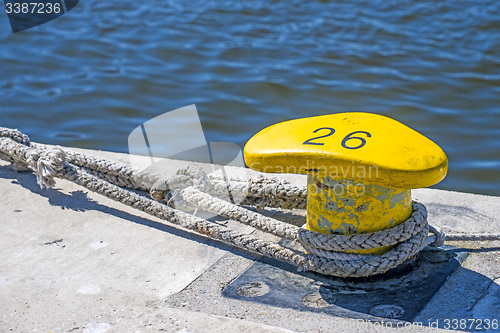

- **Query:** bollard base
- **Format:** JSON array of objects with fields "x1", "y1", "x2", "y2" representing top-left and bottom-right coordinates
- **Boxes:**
[{"x1": 222, "y1": 245, "x2": 467, "y2": 323}]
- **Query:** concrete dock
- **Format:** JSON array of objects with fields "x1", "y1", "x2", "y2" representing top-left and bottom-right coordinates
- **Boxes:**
[{"x1": 1, "y1": 147, "x2": 499, "y2": 333}]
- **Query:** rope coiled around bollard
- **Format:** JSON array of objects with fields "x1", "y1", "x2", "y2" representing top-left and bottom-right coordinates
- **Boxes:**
[{"x1": 0, "y1": 127, "x2": 498, "y2": 277}]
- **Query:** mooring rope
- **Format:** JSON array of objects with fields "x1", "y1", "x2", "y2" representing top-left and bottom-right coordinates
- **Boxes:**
[{"x1": 0, "y1": 127, "x2": 498, "y2": 278}]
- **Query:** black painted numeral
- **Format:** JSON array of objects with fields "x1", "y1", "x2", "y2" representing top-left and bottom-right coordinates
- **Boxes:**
[
  {"x1": 341, "y1": 131, "x2": 372, "y2": 149},
  {"x1": 302, "y1": 127, "x2": 335, "y2": 146},
  {"x1": 303, "y1": 128, "x2": 372, "y2": 149}
]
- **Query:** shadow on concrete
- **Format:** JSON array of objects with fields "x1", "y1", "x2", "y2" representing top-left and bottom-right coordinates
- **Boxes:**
[
  {"x1": 426, "y1": 203, "x2": 494, "y2": 225},
  {"x1": 0, "y1": 165, "x2": 260, "y2": 262},
  {"x1": 451, "y1": 247, "x2": 500, "y2": 253}
]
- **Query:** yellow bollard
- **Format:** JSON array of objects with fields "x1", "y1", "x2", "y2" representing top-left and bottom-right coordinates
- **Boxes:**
[{"x1": 244, "y1": 112, "x2": 448, "y2": 254}]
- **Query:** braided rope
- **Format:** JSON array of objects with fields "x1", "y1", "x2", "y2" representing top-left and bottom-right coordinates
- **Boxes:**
[{"x1": 0, "y1": 127, "x2": 498, "y2": 278}]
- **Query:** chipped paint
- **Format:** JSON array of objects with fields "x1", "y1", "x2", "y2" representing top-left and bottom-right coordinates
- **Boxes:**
[{"x1": 307, "y1": 173, "x2": 411, "y2": 254}]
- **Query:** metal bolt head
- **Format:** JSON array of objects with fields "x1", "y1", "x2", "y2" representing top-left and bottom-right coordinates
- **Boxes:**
[
  {"x1": 369, "y1": 304, "x2": 405, "y2": 319},
  {"x1": 301, "y1": 291, "x2": 336, "y2": 308},
  {"x1": 236, "y1": 282, "x2": 270, "y2": 297}
]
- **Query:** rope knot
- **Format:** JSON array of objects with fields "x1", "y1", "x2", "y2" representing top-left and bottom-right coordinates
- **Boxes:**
[
  {"x1": 29, "y1": 148, "x2": 67, "y2": 189},
  {"x1": 149, "y1": 165, "x2": 211, "y2": 209},
  {"x1": 0, "y1": 127, "x2": 30, "y2": 146},
  {"x1": 176, "y1": 165, "x2": 211, "y2": 191}
]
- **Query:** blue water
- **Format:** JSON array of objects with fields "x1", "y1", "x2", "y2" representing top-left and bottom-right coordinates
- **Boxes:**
[{"x1": 1, "y1": 0, "x2": 499, "y2": 195}]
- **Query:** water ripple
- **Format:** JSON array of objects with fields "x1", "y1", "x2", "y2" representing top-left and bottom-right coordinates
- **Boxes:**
[{"x1": 1, "y1": 0, "x2": 499, "y2": 195}]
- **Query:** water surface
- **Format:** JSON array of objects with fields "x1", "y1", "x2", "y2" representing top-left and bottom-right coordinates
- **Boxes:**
[{"x1": 1, "y1": 0, "x2": 499, "y2": 195}]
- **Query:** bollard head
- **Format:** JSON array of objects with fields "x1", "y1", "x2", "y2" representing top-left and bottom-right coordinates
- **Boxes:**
[{"x1": 244, "y1": 112, "x2": 447, "y2": 189}]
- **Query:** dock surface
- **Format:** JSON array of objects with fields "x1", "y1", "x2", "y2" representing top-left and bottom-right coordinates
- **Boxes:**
[{"x1": 1, "y1": 148, "x2": 499, "y2": 333}]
